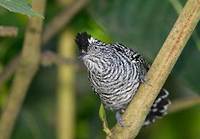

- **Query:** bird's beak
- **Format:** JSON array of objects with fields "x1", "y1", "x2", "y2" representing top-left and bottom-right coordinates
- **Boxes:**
[{"x1": 79, "y1": 50, "x2": 87, "y2": 59}]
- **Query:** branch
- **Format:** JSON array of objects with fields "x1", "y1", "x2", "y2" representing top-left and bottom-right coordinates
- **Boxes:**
[
  {"x1": 0, "y1": 26, "x2": 18, "y2": 37},
  {"x1": 110, "y1": 0, "x2": 200, "y2": 138},
  {"x1": 41, "y1": 51, "x2": 79, "y2": 66},
  {"x1": 0, "y1": 51, "x2": 79, "y2": 89},
  {"x1": 43, "y1": 0, "x2": 88, "y2": 44},
  {"x1": 0, "y1": 1, "x2": 46, "y2": 139},
  {"x1": 169, "y1": 97, "x2": 200, "y2": 113},
  {"x1": 169, "y1": 0, "x2": 200, "y2": 50},
  {"x1": 56, "y1": 30, "x2": 76, "y2": 139},
  {"x1": 0, "y1": 56, "x2": 19, "y2": 88}
]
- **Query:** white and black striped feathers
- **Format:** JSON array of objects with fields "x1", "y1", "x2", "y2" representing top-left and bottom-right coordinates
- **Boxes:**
[{"x1": 76, "y1": 32, "x2": 170, "y2": 126}]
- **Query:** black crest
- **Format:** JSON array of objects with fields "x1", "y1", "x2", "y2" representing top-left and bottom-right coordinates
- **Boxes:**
[{"x1": 75, "y1": 32, "x2": 91, "y2": 52}]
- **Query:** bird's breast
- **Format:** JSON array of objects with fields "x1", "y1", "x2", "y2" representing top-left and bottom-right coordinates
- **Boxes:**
[{"x1": 89, "y1": 59, "x2": 140, "y2": 110}]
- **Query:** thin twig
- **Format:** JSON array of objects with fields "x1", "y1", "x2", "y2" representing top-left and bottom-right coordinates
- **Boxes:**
[
  {"x1": 0, "y1": 56, "x2": 19, "y2": 88},
  {"x1": 110, "y1": 0, "x2": 200, "y2": 138},
  {"x1": 169, "y1": 97, "x2": 200, "y2": 113},
  {"x1": 0, "y1": 1, "x2": 46, "y2": 139},
  {"x1": 0, "y1": 51, "x2": 79, "y2": 89},
  {"x1": 43, "y1": 0, "x2": 88, "y2": 44},
  {"x1": 41, "y1": 51, "x2": 79, "y2": 66},
  {"x1": 0, "y1": 26, "x2": 18, "y2": 37}
]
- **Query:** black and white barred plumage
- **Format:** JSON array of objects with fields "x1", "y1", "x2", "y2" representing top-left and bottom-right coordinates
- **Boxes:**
[{"x1": 75, "y1": 32, "x2": 170, "y2": 126}]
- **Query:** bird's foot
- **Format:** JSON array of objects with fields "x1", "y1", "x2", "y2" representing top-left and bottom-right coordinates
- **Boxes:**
[{"x1": 115, "y1": 111, "x2": 125, "y2": 127}]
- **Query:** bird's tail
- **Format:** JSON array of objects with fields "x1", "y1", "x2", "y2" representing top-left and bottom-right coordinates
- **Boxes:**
[{"x1": 144, "y1": 89, "x2": 170, "y2": 126}]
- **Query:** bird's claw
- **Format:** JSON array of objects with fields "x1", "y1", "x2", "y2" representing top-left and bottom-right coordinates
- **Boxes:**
[{"x1": 116, "y1": 111, "x2": 125, "y2": 127}]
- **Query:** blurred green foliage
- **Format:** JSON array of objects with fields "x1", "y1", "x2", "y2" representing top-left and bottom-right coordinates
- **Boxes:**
[
  {"x1": 0, "y1": 0, "x2": 43, "y2": 17},
  {"x1": 0, "y1": 0, "x2": 200, "y2": 139}
]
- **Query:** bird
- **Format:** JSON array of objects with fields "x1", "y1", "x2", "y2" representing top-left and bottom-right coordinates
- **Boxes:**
[{"x1": 75, "y1": 32, "x2": 170, "y2": 126}]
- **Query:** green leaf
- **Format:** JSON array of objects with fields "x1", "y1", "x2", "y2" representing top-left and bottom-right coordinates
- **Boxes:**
[
  {"x1": 0, "y1": 0, "x2": 43, "y2": 18},
  {"x1": 99, "y1": 103, "x2": 107, "y2": 121},
  {"x1": 99, "y1": 104, "x2": 111, "y2": 136}
]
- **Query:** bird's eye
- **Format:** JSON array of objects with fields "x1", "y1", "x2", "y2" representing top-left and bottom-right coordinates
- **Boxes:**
[{"x1": 94, "y1": 46, "x2": 98, "y2": 50}]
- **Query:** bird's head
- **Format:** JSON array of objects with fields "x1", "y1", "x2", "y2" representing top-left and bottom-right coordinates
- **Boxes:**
[
  {"x1": 75, "y1": 32, "x2": 113, "y2": 58},
  {"x1": 75, "y1": 32, "x2": 113, "y2": 72}
]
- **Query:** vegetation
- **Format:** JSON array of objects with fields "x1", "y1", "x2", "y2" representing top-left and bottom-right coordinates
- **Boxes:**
[{"x1": 0, "y1": 0, "x2": 200, "y2": 139}]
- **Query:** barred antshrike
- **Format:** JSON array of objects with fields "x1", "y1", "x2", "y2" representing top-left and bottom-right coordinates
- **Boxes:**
[{"x1": 75, "y1": 32, "x2": 170, "y2": 126}]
